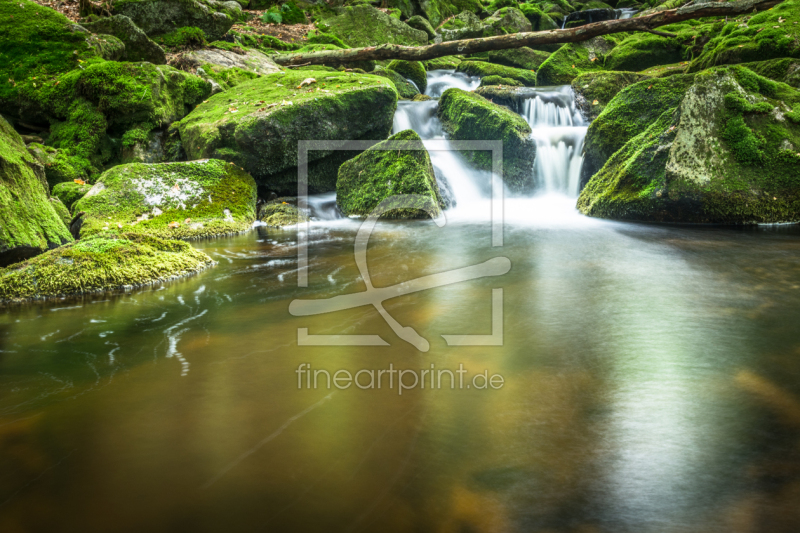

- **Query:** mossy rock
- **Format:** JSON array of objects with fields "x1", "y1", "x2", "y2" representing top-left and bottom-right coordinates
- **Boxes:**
[
  {"x1": 52, "y1": 181, "x2": 93, "y2": 211},
  {"x1": 406, "y1": 15, "x2": 436, "y2": 40},
  {"x1": 483, "y1": 7, "x2": 532, "y2": 34},
  {"x1": 519, "y1": 4, "x2": 559, "y2": 31},
  {"x1": 74, "y1": 159, "x2": 257, "y2": 240},
  {"x1": 0, "y1": 234, "x2": 213, "y2": 302},
  {"x1": 315, "y1": 5, "x2": 428, "y2": 47},
  {"x1": 387, "y1": 60, "x2": 427, "y2": 94},
  {"x1": 337, "y1": 130, "x2": 444, "y2": 219},
  {"x1": 49, "y1": 197, "x2": 71, "y2": 228},
  {"x1": 417, "y1": 0, "x2": 483, "y2": 27},
  {"x1": 468, "y1": 47, "x2": 550, "y2": 71},
  {"x1": 441, "y1": 11, "x2": 485, "y2": 41},
  {"x1": 183, "y1": 48, "x2": 282, "y2": 79},
  {"x1": 536, "y1": 35, "x2": 619, "y2": 86},
  {"x1": 111, "y1": 0, "x2": 240, "y2": 41},
  {"x1": 373, "y1": 68, "x2": 420, "y2": 99},
  {"x1": 739, "y1": 58, "x2": 800, "y2": 88},
  {"x1": 437, "y1": 88, "x2": 535, "y2": 192},
  {"x1": 578, "y1": 66, "x2": 800, "y2": 223},
  {"x1": 305, "y1": 30, "x2": 349, "y2": 48},
  {"x1": 258, "y1": 200, "x2": 309, "y2": 227},
  {"x1": 177, "y1": 70, "x2": 398, "y2": 194},
  {"x1": 0, "y1": 116, "x2": 74, "y2": 267},
  {"x1": 640, "y1": 63, "x2": 689, "y2": 79},
  {"x1": 480, "y1": 75, "x2": 523, "y2": 87},
  {"x1": 571, "y1": 71, "x2": 650, "y2": 121},
  {"x1": 456, "y1": 61, "x2": 537, "y2": 87},
  {"x1": 80, "y1": 15, "x2": 167, "y2": 64},
  {"x1": 580, "y1": 73, "x2": 696, "y2": 187},
  {"x1": 424, "y1": 56, "x2": 463, "y2": 70},
  {"x1": 688, "y1": 0, "x2": 800, "y2": 73}
]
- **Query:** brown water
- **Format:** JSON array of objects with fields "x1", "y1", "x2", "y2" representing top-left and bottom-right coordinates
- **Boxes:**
[{"x1": 2, "y1": 203, "x2": 800, "y2": 533}]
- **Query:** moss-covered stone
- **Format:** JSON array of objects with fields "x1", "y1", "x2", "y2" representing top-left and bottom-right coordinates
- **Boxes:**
[
  {"x1": 483, "y1": 7, "x2": 532, "y2": 34},
  {"x1": 440, "y1": 11, "x2": 485, "y2": 41},
  {"x1": 74, "y1": 159, "x2": 257, "y2": 240},
  {"x1": 177, "y1": 70, "x2": 398, "y2": 194},
  {"x1": 49, "y1": 197, "x2": 71, "y2": 228},
  {"x1": 259, "y1": 199, "x2": 309, "y2": 226},
  {"x1": 111, "y1": 0, "x2": 240, "y2": 41},
  {"x1": 571, "y1": 71, "x2": 650, "y2": 121},
  {"x1": 580, "y1": 73, "x2": 696, "y2": 186},
  {"x1": 739, "y1": 58, "x2": 800, "y2": 88},
  {"x1": 387, "y1": 61, "x2": 427, "y2": 94},
  {"x1": 519, "y1": 4, "x2": 559, "y2": 31},
  {"x1": 52, "y1": 181, "x2": 93, "y2": 211},
  {"x1": 578, "y1": 66, "x2": 800, "y2": 224},
  {"x1": 424, "y1": 56, "x2": 463, "y2": 70},
  {"x1": 373, "y1": 68, "x2": 420, "y2": 99},
  {"x1": 337, "y1": 130, "x2": 443, "y2": 219},
  {"x1": 417, "y1": 0, "x2": 483, "y2": 28},
  {"x1": 468, "y1": 47, "x2": 551, "y2": 72},
  {"x1": 0, "y1": 234, "x2": 214, "y2": 302},
  {"x1": 80, "y1": 15, "x2": 167, "y2": 64},
  {"x1": 456, "y1": 61, "x2": 537, "y2": 87},
  {"x1": 437, "y1": 88, "x2": 535, "y2": 192},
  {"x1": 316, "y1": 5, "x2": 427, "y2": 47},
  {"x1": 536, "y1": 36, "x2": 619, "y2": 86},
  {"x1": 688, "y1": 1, "x2": 800, "y2": 73},
  {"x1": 183, "y1": 48, "x2": 282, "y2": 81},
  {"x1": 406, "y1": 15, "x2": 436, "y2": 40},
  {"x1": 480, "y1": 75, "x2": 523, "y2": 87},
  {"x1": 0, "y1": 116, "x2": 73, "y2": 267}
]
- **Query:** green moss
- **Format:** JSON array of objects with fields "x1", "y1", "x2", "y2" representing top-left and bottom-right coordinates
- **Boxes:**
[
  {"x1": 305, "y1": 29, "x2": 349, "y2": 48},
  {"x1": 0, "y1": 116, "x2": 74, "y2": 266},
  {"x1": 111, "y1": 0, "x2": 239, "y2": 41},
  {"x1": 571, "y1": 70, "x2": 650, "y2": 120},
  {"x1": 229, "y1": 30, "x2": 301, "y2": 52},
  {"x1": 200, "y1": 65, "x2": 259, "y2": 90},
  {"x1": 437, "y1": 88, "x2": 535, "y2": 192},
  {"x1": 337, "y1": 129, "x2": 443, "y2": 219},
  {"x1": 159, "y1": 26, "x2": 208, "y2": 49},
  {"x1": 52, "y1": 181, "x2": 93, "y2": 210},
  {"x1": 689, "y1": 1, "x2": 800, "y2": 72},
  {"x1": 536, "y1": 36, "x2": 618, "y2": 86},
  {"x1": 279, "y1": 1, "x2": 308, "y2": 24},
  {"x1": 373, "y1": 68, "x2": 420, "y2": 99},
  {"x1": 424, "y1": 56, "x2": 463, "y2": 70},
  {"x1": 482, "y1": 7, "x2": 532, "y2": 35},
  {"x1": 74, "y1": 159, "x2": 257, "y2": 240},
  {"x1": 177, "y1": 70, "x2": 398, "y2": 194},
  {"x1": 468, "y1": 47, "x2": 551, "y2": 71},
  {"x1": 387, "y1": 60, "x2": 427, "y2": 93},
  {"x1": 480, "y1": 75, "x2": 523, "y2": 87},
  {"x1": 457, "y1": 61, "x2": 537, "y2": 86},
  {"x1": 315, "y1": 5, "x2": 428, "y2": 47},
  {"x1": 406, "y1": 16, "x2": 437, "y2": 40},
  {"x1": 519, "y1": 4, "x2": 559, "y2": 31},
  {"x1": 417, "y1": 0, "x2": 483, "y2": 27},
  {"x1": 0, "y1": 234, "x2": 214, "y2": 301},
  {"x1": 259, "y1": 200, "x2": 309, "y2": 226}
]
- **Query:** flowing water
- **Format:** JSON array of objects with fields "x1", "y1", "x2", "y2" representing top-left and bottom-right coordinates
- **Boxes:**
[{"x1": 2, "y1": 71, "x2": 800, "y2": 533}]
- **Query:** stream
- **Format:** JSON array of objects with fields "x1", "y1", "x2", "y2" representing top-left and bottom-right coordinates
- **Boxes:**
[{"x1": 1, "y1": 70, "x2": 800, "y2": 533}]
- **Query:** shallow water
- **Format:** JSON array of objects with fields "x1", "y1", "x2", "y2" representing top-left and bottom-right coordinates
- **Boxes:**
[{"x1": 2, "y1": 209, "x2": 800, "y2": 532}]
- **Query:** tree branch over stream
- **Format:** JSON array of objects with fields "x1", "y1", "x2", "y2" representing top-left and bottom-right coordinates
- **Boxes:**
[{"x1": 272, "y1": 0, "x2": 785, "y2": 67}]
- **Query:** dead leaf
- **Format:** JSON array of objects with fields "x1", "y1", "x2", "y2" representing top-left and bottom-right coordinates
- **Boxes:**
[
  {"x1": 168, "y1": 221, "x2": 180, "y2": 229},
  {"x1": 592, "y1": 99, "x2": 599, "y2": 105},
  {"x1": 73, "y1": 179, "x2": 85, "y2": 185}
]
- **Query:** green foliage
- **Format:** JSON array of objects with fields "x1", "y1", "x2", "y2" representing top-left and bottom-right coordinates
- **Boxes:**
[
  {"x1": 279, "y1": 1, "x2": 308, "y2": 24},
  {"x1": 160, "y1": 27, "x2": 208, "y2": 49},
  {"x1": 0, "y1": 234, "x2": 214, "y2": 301},
  {"x1": 261, "y1": 8, "x2": 283, "y2": 24}
]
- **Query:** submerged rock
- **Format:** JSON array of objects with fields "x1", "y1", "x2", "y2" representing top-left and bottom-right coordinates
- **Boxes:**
[
  {"x1": 73, "y1": 159, "x2": 257, "y2": 239},
  {"x1": 337, "y1": 130, "x2": 443, "y2": 219},
  {"x1": 258, "y1": 199, "x2": 309, "y2": 227},
  {"x1": 0, "y1": 234, "x2": 214, "y2": 302},
  {"x1": 79, "y1": 15, "x2": 167, "y2": 64},
  {"x1": 457, "y1": 61, "x2": 537, "y2": 87},
  {"x1": 578, "y1": 66, "x2": 800, "y2": 224},
  {"x1": 111, "y1": 0, "x2": 240, "y2": 41},
  {"x1": 316, "y1": 5, "x2": 428, "y2": 47},
  {"x1": 0, "y1": 116, "x2": 73, "y2": 267},
  {"x1": 177, "y1": 70, "x2": 398, "y2": 194},
  {"x1": 437, "y1": 88, "x2": 536, "y2": 192}
]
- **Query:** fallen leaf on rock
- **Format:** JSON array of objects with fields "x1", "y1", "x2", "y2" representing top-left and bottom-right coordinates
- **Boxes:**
[
  {"x1": 73, "y1": 179, "x2": 85, "y2": 185},
  {"x1": 592, "y1": 99, "x2": 599, "y2": 105},
  {"x1": 168, "y1": 221, "x2": 180, "y2": 229}
]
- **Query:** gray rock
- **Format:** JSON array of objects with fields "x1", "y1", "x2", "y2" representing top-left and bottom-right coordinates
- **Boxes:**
[{"x1": 80, "y1": 15, "x2": 167, "y2": 64}]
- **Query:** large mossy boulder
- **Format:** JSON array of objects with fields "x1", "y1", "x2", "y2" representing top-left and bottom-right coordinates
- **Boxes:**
[
  {"x1": 418, "y1": 0, "x2": 483, "y2": 28},
  {"x1": 316, "y1": 5, "x2": 427, "y2": 47},
  {"x1": 0, "y1": 234, "x2": 213, "y2": 301},
  {"x1": 437, "y1": 88, "x2": 536, "y2": 192},
  {"x1": 519, "y1": 4, "x2": 559, "y2": 31},
  {"x1": 688, "y1": 0, "x2": 800, "y2": 73},
  {"x1": 579, "y1": 74, "x2": 696, "y2": 187},
  {"x1": 468, "y1": 47, "x2": 551, "y2": 72},
  {"x1": 424, "y1": 56, "x2": 463, "y2": 71},
  {"x1": 387, "y1": 61, "x2": 427, "y2": 94},
  {"x1": 79, "y1": 15, "x2": 167, "y2": 64},
  {"x1": 111, "y1": 0, "x2": 240, "y2": 41},
  {"x1": 536, "y1": 36, "x2": 619, "y2": 86},
  {"x1": 52, "y1": 181, "x2": 93, "y2": 211},
  {"x1": 440, "y1": 11, "x2": 485, "y2": 41},
  {"x1": 177, "y1": 70, "x2": 398, "y2": 194},
  {"x1": 456, "y1": 61, "x2": 537, "y2": 87},
  {"x1": 578, "y1": 66, "x2": 800, "y2": 224},
  {"x1": 73, "y1": 159, "x2": 257, "y2": 239},
  {"x1": 0, "y1": 116, "x2": 73, "y2": 267},
  {"x1": 405, "y1": 15, "x2": 436, "y2": 40},
  {"x1": 483, "y1": 7, "x2": 532, "y2": 34},
  {"x1": 571, "y1": 71, "x2": 650, "y2": 121},
  {"x1": 337, "y1": 130, "x2": 443, "y2": 219}
]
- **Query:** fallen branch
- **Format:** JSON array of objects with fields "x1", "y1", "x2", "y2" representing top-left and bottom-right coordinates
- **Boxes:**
[{"x1": 272, "y1": 0, "x2": 784, "y2": 66}]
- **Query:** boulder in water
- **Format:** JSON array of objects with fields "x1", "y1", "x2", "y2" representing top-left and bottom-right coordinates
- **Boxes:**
[
  {"x1": 336, "y1": 130, "x2": 444, "y2": 219},
  {"x1": 437, "y1": 88, "x2": 536, "y2": 193},
  {"x1": 258, "y1": 198, "x2": 309, "y2": 227},
  {"x1": 111, "y1": 0, "x2": 240, "y2": 41},
  {"x1": 73, "y1": 159, "x2": 257, "y2": 239},
  {"x1": 177, "y1": 70, "x2": 398, "y2": 194},
  {"x1": 0, "y1": 116, "x2": 73, "y2": 267},
  {"x1": 578, "y1": 66, "x2": 800, "y2": 223},
  {"x1": 0, "y1": 234, "x2": 213, "y2": 302},
  {"x1": 457, "y1": 61, "x2": 537, "y2": 87}
]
